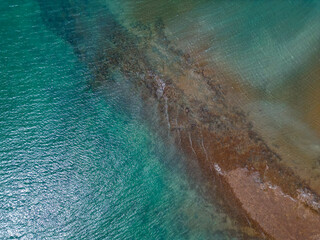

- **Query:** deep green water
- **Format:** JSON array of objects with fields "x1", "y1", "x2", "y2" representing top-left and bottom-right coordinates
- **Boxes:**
[{"x1": 0, "y1": 1, "x2": 236, "y2": 239}]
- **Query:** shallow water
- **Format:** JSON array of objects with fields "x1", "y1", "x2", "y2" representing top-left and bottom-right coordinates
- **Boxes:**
[
  {"x1": 108, "y1": 0, "x2": 320, "y2": 195},
  {"x1": 1, "y1": 0, "x2": 320, "y2": 239},
  {"x1": 0, "y1": 1, "x2": 241, "y2": 239}
]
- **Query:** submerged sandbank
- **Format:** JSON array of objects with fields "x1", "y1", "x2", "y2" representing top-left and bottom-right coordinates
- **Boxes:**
[{"x1": 38, "y1": 1, "x2": 320, "y2": 239}]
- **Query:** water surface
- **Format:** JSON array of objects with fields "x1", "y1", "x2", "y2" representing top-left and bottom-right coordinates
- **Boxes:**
[
  {"x1": 2, "y1": 0, "x2": 320, "y2": 239},
  {"x1": 0, "y1": 1, "x2": 240, "y2": 239}
]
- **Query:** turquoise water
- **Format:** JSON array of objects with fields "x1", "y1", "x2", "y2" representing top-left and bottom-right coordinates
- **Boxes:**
[
  {"x1": 2, "y1": 0, "x2": 319, "y2": 239},
  {"x1": 0, "y1": 1, "x2": 237, "y2": 239}
]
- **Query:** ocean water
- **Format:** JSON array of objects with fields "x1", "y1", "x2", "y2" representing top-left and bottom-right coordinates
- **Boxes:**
[
  {"x1": 2, "y1": 0, "x2": 320, "y2": 239},
  {"x1": 0, "y1": 1, "x2": 238, "y2": 239}
]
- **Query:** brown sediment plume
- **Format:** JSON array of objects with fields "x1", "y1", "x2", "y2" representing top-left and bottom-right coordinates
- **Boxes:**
[
  {"x1": 270, "y1": 49, "x2": 320, "y2": 139},
  {"x1": 244, "y1": 56, "x2": 320, "y2": 196},
  {"x1": 89, "y1": 19, "x2": 320, "y2": 239}
]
